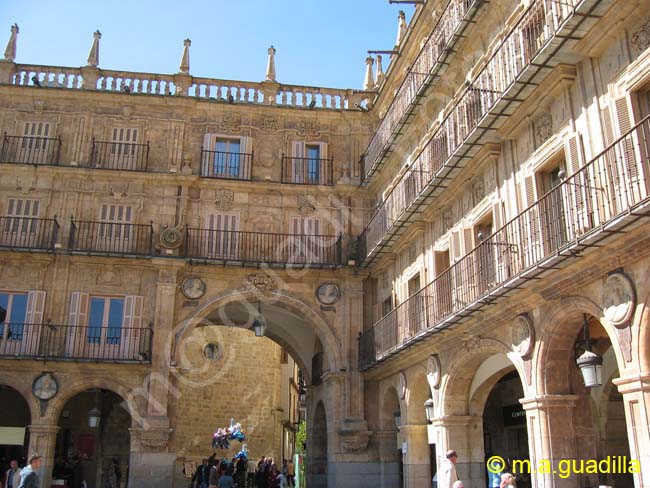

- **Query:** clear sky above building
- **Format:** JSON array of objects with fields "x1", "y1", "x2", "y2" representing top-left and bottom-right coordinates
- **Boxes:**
[{"x1": 1, "y1": 0, "x2": 415, "y2": 89}]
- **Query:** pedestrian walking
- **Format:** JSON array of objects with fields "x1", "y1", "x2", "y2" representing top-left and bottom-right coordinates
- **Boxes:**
[
  {"x1": 437, "y1": 450, "x2": 459, "y2": 488},
  {"x1": 4, "y1": 459, "x2": 20, "y2": 488},
  {"x1": 286, "y1": 459, "x2": 295, "y2": 487},
  {"x1": 17, "y1": 455, "x2": 42, "y2": 488}
]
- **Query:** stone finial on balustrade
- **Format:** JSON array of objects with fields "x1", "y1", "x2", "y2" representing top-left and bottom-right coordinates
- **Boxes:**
[
  {"x1": 363, "y1": 56, "x2": 375, "y2": 91},
  {"x1": 265, "y1": 45, "x2": 277, "y2": 82},
  {"x1": 86, "y1": 30, "x2": 101, "y2": 67},
  {"x1": 375, "y1": 54, "x2": 385, "y2": 88},
  {"x1": 3, "y1": 23, "x2": 19, "y2": 62},
  {"x1": 395, "y1": 10, "x2": 407, "y2": 47},
  {"x1": 179, "y1": 38, "x2": 191, "y2": 74}
]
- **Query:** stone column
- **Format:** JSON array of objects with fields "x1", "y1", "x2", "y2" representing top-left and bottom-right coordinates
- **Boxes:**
[
  {"x1": 126, "y1": 261, "x2": 179, "y2": 488},
  {"x1": 28, "y1": 423, "x2": 60, "y2": 488},
  {"x1": 520, "y1": 395, "x2": 579, "y2": 488},
  {"x1": 400, "y1": 424, "x2": 430, "y2": 488},
  {"x1": 614, "y1": 373, "x2": 650, "y2": 487},
  {"x1": 430, "y1": 416, "x2": 478, "y2": 485},
  {"x1": 375, "y1": 430, "x2": 401, "y2": 488}
]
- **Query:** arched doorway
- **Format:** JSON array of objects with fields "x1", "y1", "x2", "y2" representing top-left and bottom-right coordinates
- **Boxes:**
[
  {"x1": 538, "y1": 308, "x2": 634, "y2": 487},
  {"x1": 174, "y1": 289, "x2": 343, "y2": 486},
  {"x1": 0, "y1": 385, "x2": 31, "y2": 472},
  {"x1": 311, "y1": 401, "x2": 328, "y2": 488},
  {"x1": 53, "y1": 389, "x2": 130, "y2": 488}
]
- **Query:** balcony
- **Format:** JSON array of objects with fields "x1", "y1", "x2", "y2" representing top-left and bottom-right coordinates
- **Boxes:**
[
  {"x1": 361, "y1": 0, "x2": 485, "y2": 183},
  {"x1": 0, "y1": 217, "x2": 59, "y2": 251},
  {"x1": 90, "y1": 139, "x2": 150, "y2": 172},
  {"x1": 358, "y1": 0, "x2": 606, "y2": 267},
  {"x1": 1, "y1": 133, "x2": 61, "y2": 165},
  {"x1": 200, "y1": 149, "x2": 253, "y2": 180},
  {"x1": 0, "y1": 322, "x2": 152, "y2": 363},
  {"x1": 281, "y1": 156, "x2": 333, "y2": 186},
  {"x1": 185, "y1": 228, "x2": 342, "y2": 268},
  {"x1": 359, "y1": 114, "x2": 650, "y2": 371},
  {"x1": 69, "y1": 220, "x2": 154, "y2": 257}
]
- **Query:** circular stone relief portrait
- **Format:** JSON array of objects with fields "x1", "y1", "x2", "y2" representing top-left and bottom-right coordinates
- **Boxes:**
[{"x1": 181, "y1": 276, "x2": 206, "y2": 300}]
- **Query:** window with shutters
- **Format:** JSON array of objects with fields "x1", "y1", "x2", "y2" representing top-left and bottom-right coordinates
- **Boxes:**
[
  {"x1": 205, "y1": 212, "x2": 240, "y2": 259},
  {"x1": 289, "y1": 142, "x2": 329, "y2": 184},
  {"x1": 18, "y1": 122, "x2": 53, "y2": 164},
  {"x1": 474, "y1": 214, "x2": 496, "y2": 294},
  {"x1": 538, "y1": 162, "x2": 569, "y2": 252},
  {"x1": 433, "y1": 250, "x2": 452, "y2": 320},
  {"x1": 290, "y1": 216, "x2": 322, "y2": 264},
  {"x1": 4, "y1": 198, "x2": 39, "y2": 235},
  {"x1": 88, "y1": 297, "x2": 124, "y2": 346},
  {"x1": 202, "y1": 134, "x2": 252, "y2": 180},
  {"x1": 0, "y1": 292, "x2": 28, "y2": 340},
  {"x1": 98, "y1": 204, "x2": 134, "y2": 251},
  {"x1": 109, "y1": 127, "x2": 139, "y2": 169}
]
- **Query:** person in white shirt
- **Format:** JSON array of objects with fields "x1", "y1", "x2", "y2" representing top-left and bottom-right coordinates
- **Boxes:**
[
  {"x1": 437, "y1": 450, "x2": 459, "y2": 488},
  {"x1": 4, "y1": 460, "x2": 20, "y2": 488}
]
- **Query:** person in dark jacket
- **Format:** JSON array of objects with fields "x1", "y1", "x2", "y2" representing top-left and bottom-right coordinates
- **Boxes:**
[
  {"x1": 17, "y1": 455, "x2": 41, "y2": 488},
  {"x1": 192, "y1": 459, "x2": 210, "y2": 488}
]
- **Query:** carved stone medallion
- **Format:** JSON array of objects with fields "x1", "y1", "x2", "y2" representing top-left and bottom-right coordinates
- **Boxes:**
[
  {"x1": 397, "y1": 371, "x2": 407, "y2": 400},
  {"x1": 631, "y1": 17, "x2": 650, "y2": 54},
  {"x1": 160, "y1": 226, "x2": 183, "y2": 250},
  {"x1": 316, "y1": 283, "x2": 340, "y2": 305},
  {"x1": 33, "y1": 372, "x2": 58, "y2": 401},
  {"x1": 511, "y1": 314, "x2": 535, "y2": 358},
  {"x1": 181, "y1": 276, "x2": 206, "y2": 300},
  {"x1": 215, "y1": 189, "x2": 234, "y2": 211},
  {"x1": 298, "y1": 194, "x2": 316, "y2": 216},
  {"x1": 534, "y1": 112, "x2": 553, "y2": 146},
  {"x1": 426, "y1": 354, "x2": 442, "y2": 390},
  {"x1": 602, "y1": 272, "x2": 635, "y2": 328}
]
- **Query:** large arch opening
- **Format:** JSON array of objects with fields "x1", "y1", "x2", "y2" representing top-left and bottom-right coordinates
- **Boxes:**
[
  {"x1": 171, "y1": 289, "x2": 342, "y2": 487},
  {"x1": 0, "y1": 385, "x2": 31, "y2": 472},
  {"x1": 441, "y1": 348, "x2": 526, "y2": 487},
  {"x1": 541, "y1": 312, "x2": 633, "y2": 487},
  {"x1": 52, "y1": 389, "x2": 131, "y2": 488}
]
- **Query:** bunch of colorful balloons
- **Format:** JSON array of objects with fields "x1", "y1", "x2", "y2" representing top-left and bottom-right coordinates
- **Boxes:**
[{"x1": 212, "y1": 419, "x2": 247, "y2": 450}]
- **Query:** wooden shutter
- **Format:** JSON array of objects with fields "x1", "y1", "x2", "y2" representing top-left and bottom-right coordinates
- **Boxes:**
[
  {"x1": 291, "y1": 141, "x2": 306, "y2": 183},
  {"x1": 492, "y1": 201, "x2": 503, "y2": 231},
  {"x1": 240, "y1": 136, "x2": 253, "y2": 179},
  {"x1": 521, "y1": 175, "x2": 541, "y2": 265},
  {"x1": 122, "y1": 295, "x2": 144, "y2": 359},
  {"x1": 564, "y1": 133, "x2": 591, "y2": 234},
  {"x1": 24, "y1": 122, "x2": 51, "y2": 138},
  {"x1": 66, "y1": 292, "x2": 89, "y2": 356},
  {"x1": 612, "y1": 96, "x2": 646, "y2": 205},
  {"x1": 450, "y1": 230, "x2": 462, "y2": 262},
  {"x1": 25, "y1": 290, "x2": 46, "y2": 324},
  {"x1": 7, "y1": 199, "x2": 39, "y2": 218},
  {"x1": 112, "y1": 127, "x2": 138, "y2": 144},
  {"x1": 207, "y1": 212, "x2": 240, "y2": 259}
]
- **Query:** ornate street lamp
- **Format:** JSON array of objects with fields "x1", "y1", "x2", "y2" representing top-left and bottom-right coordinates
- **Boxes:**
[
  {"x1": 252, "y1": 302, "x2": 267, "y2": 337},
  {"x1": 576, "y1": 314, "x2": 603, "y2": 388},
  {"x1": 393, "y1": 409, "x2": 401, "y2": 430},
  {"x1": 424, "y1": 398, "x2": 434, "y2": 423},
  {"x1": 88, "y1": 391, "x2": 101, "y2": 428}
]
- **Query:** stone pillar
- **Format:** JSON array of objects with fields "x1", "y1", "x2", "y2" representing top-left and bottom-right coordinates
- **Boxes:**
[
  {"x1": 126, "y1": 261, "x2": 179, "y2": 488},
  {"x1": 521, "y1": 395, "x2": 579, "y2": 488},
  {"x1": 80, "y1": 66, "x2": 100, "y2": 90},
  {"x1": 375, "y1": 430, "x2": 401, "y2": 488},
  {"x1": 28, "y1": 423, "x2": 59, "y2": 488},
  {"x1": 0, "y1": 60, "x2": 15, "y2": 84},
  {"x1": 614, "y1": 373, "x2": 650, "y2": 487},
  {"x1": 430, "y1": 416, "x2": 478, "y2": 485},
  {"x1": 400, "y1": 424, "x2": 430, "y2": 488}
]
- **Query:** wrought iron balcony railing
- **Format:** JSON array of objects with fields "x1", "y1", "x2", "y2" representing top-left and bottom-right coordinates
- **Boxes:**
[
  {"x1": 359, "y1": 114, "x2": 650, "y2": 370},
  {"x1": 200, "y1": 149, "x2": 253, "y2": 180},
  {"x1": 359, "y1": 0, "x2": 600, "y2": 266},
  {"x1": 0, "y1": 322, "x2": 152, "y2": 363},
  {"x1": 0, "y1": 216, "x2": 59, "y2": 251},
  {"x1": 185, "y1": 228, "x2": 342, "y2": 267},
  {"x1": 90, "y1": 139, "x2": 150, "y2": 172},
  {"x1": 361, "y1": 0, "x2": 484, "y2": 182},
  {"x1": 69, "y1": 219, "x2": 154, "y2": 257},
  {"x1": 281, "y1": 156, "x2": 333, "y2": 186},
  {"x1": 1, "y1": 133, "x2": 61, "y2": 165}
]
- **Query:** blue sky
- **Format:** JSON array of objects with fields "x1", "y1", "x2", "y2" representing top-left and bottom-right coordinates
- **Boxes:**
[{"x1": 1, "y1": 0, "x2": 415, "y2": 89}]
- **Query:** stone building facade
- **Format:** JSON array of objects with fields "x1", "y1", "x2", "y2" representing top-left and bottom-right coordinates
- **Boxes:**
[{"x1": 1, "y1": 0, "x2": 650, "y2": 487}]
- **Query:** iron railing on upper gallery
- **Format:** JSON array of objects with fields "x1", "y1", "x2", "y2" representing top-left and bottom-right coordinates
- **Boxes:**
[
  {"x1": 0, "y1": 133, "x2": 62, "y2": 165},
  {"x1": 281, "y1": 156, "x2": 334, "y2": 186},
  {"x1": 69, "y1": 219, "x2": 154, "y2": 257},
  {"x1": 0, "y1": 217, "x2": 59, "y2": 251},
  {"x1": 90, "y1": 139, "x2": 150, "y2": 172},
  {"x1": 200, "y1": 150, "x2": 253, "y2": 180},
  {"x1": 359, "y1": 114, "x2": 650, "y2": 370},
  {"x1": 0, "y1": 322, "x2": 152, "y2": 362},
  {"x1": 361, "y1": 0, "x2": 484, "y2": 182},
  {"x1": 185, "y1": 228, "x2": 342, "y2": 267},
  {"x1": 358, "y1": 0, "x2": 589, "y2": 264}
]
